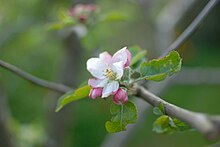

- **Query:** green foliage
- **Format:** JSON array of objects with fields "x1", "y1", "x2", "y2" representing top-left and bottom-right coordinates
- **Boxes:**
[
  {"x1": 130, "y1": 50, "x2": 147, "y2": 66},
  {"x1": 56, "y1": 85, "x2": 91, "y2": 112},
  {"x1": 153, "y1": 115, "x2": 170, "y2": 133},
  {"x1": 140, "y1": 51, "x2": 182, "y2": 81},
  {"x1": 153, "y1": 103, "x2": 165, "y2": 116},
  {"x1": 129, "y1": 46, "x2": 147, "y2": 69},
  {"x1": 99, "y1": 11, "x2": 129, "y2": 23},
  {"x1": 153, "y1": 115, "x2": 191, "y2": 134},
  {"x1": 105, "y1": 101, "x2": 137, "y2": 133},
  {"x1": 48, "y1": 9, "x2": 76, "y2": 30}
]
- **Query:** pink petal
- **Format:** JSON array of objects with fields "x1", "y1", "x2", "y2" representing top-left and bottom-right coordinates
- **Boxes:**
[
  {"x1": 88, "y1": 78, "x2": 108, "y2": 88},
  {"x1": 99, "y1": 51, "x2": 112, "y2": 64},
  {"x1": 102, "y1": 81, "x2": 119, "y2": 98},
  {"x1": 112, "y1": 47, "x2": 128, "y2": 66},
  {"x1": 124, "y1": 49, "x2": 132, "y2": 67}
]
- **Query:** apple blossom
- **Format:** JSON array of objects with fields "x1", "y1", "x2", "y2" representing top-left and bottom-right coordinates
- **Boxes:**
[
  {"x1": 87, "y1": 47, "x2": 132, "y2": 98},
  {"x1": 69, "y1": 4, "x2": 97, "y2": 23},
  {"x1": 113, "y1": 88, "x2": 128, "y2": 105}
]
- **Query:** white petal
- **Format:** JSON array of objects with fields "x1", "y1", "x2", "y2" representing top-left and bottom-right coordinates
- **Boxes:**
[
  {"x1": 102, "y1": 81, "x2": 119, "y2": 98},
  {"x1": 88, "y1": 78, "x2": 108, "y2": 88},
  {"x1": 99, "y1": 51, "x2": 112, "y2": 64},
  {"x1": 112, "y1": 61, "x2": 124, "y2": 80},
  {"x1": 87, "y1": 58, "x2": 107, "y2": 79},
  {"x1": 112, "y1": 47, "x2": 127, "y2": 64}
]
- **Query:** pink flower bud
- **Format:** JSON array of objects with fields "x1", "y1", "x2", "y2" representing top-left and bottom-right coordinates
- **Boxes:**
[
  {"x1": 124, "y1": 48, "x2": 132, "y2": 67},
  {"x1": 113, "y1": 88, "x2": 128, "y2": 105},
  {"x1": 89, "y1": 88, "x2": 102, "y2": 99},
  {"x1": 79, "y1": 15, "x2": 87, "y2": 23}
]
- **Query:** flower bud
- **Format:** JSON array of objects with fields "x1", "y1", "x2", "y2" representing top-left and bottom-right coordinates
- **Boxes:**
[
  {"x1": 124, "y1": 48, "x2": 132, "y2": 67},
  {"x1": 113, "y1": 88, "x2": 128, "y2": 105},
  {"x1": 89, "y1": 88, "x2": 102, "y2": 99},
  {"x1": 79, "y1": 15, "x2": 87, "y2": 23}
]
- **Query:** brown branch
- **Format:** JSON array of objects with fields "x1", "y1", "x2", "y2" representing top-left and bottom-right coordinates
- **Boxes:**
[
  {"x1": 0, "y1": 59, "x2": 72, "y2": 93},
  {"x1": 135, "y1": 84, "x2": 220, "y2": 139}
]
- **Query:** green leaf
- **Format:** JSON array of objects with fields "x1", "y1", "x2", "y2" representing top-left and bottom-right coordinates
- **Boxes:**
[
  {"x1": 47, "y1": 22, "x2": 66, "y2": 30},
  {"x1": 130, "y1": 50, "x2": 147, "y2": 66},
  {"x1": 105, "y1": 121, "x2": 126, "y2": 133},
  {"x1": 153, "y1": 115, "x2": 172, "y2": 134},
  {"x1": 153, "y1": 103, "x2": 165, "y2": 116},
  {"x1": 153, "y1": 107, "x2": 163, "y2": 116},
  {"x1": 99, "y1": 11, "x2": 128, "y2": 23},
  {"x1": 140, "y1": 51, "x2": 182, "y2": 81},
  {"x1": 56, "y1": 85, "x2": 91, "y2": 112},
  {"x1": 153, "y1": 115, "x2": 193, "y2": 134},
  {"x1": 173, "y1": 118, "x2": 192, "y2": 132},
  {"x1": 105, "y1": 101, "x2": 138, "y2": 133},
  {"x1": 158, "y1": 103, "x2": 165, "y2": 114},
  {"x1": 129, "y1": 46, "x2": 147, "y2": 69}
]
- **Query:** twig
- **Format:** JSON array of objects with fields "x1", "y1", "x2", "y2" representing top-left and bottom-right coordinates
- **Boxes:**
[
  {"x1": 160, "y1": 0, "x2": 220, "y2": 58},
  {"x1": 135, "y1": 84, "x2": 220, "y2": 139},
  {"x1": 0, "y1": 59, "x2": 72, "y2": 93}
]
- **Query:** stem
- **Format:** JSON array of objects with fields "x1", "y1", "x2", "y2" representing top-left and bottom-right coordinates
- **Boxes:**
[
  {"x1": 120, "y1": 104, "x2": 124, "y2": 130},
  {"x1": 0, "y1": 59, "x2": 72, "y2": 93}
]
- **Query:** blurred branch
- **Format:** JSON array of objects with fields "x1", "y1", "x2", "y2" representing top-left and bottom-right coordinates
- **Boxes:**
[
  {"x1": 173, "y1": 67, "x2": 220, "y2": 85},
  {"x1": 160, "y1": 0, "x2": 219, "y2": 58},
  {"x1": 45, "y1": 31, "x2": 87, "y2": 147},
  {"x1": 155, "y1": 0, "x2": 197, "y2": 54},
  {"x1": 0, "y1": 59, "x2": 72, "y2": 93},
  {"x1": 0, "y1": 87, "x2": 14, "y2": 147},
  {"x1": 135, "y1": 84, "x2": 220, "y2": 139}
]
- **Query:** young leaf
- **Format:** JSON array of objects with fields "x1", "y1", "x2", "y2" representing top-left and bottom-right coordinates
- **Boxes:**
[
  {"x1": 99, "y1": 11, "x2": 128, "y2": 23},
  {"x1": 153, "y1": 115, "x2": 172, "y2": 134},
  {"x1": 153, "y1": 115, "x2": 193, "y2": 134},
  {"x1": 158, "y1": 103, "x2": 165, "y2": 114},
  {"x1": 129, "y1": 46, "x2": 147, "y2": 69},
  {"x1": 130, "y1": 50, "x2": 147, "y2": 66},
  {"x1": 56, "y1": 85, "x2": 91, "y2": 112},
  {"x1": 105, "y1": 121, "x2": 126, "y2": 133},
  {"x1": 153, "y1": 103, "x2": 165, "y2": 116},
  {"x1": 173, "y1": 118, "x2": 192, "y2": 132},
  {"x1": 140, "y1": 51, "x2": 181, "y2": 81},
  {"x1": 105, "y1": 101, "x2": 138, "y2": 133},
  {"x1": 153, "y1": 107, "x2": 163, "y2": 116}
]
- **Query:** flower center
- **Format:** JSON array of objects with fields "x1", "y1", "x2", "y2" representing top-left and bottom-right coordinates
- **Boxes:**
[{"x1": 104, "y1": 69, "x2": 116, "y2": 80}]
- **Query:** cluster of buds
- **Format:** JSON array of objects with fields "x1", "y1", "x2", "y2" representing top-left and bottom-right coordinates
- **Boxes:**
[
  {"x1": 69, "y1": 4, "x2": 97, "y2": 24},
  {"x1": 87, "y1": 47, "x2": 132, "y2": 105}
]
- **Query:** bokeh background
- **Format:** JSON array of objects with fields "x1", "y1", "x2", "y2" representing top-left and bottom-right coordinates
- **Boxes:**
[{"x1": 0, "y1": 0, "x2": 220, "y2": 147}]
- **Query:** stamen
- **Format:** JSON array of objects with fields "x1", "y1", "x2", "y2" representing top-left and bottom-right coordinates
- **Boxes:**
[{"x1": 104, "y1": 69, "x2": 116, "y2": 80}]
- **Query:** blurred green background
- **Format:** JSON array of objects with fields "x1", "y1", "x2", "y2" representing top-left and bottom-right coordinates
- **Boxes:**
[{"x1": 0, "y1": 0, "x2": 220, "y2": 147}]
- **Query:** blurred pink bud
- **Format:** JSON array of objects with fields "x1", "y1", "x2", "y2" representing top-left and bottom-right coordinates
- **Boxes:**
[
  {"x1": 113, "y1": 88, "x2": 128, "y2": 105},
  {"x1": 79, "y1": 15, "x2": 87, "y2": 23},
  {"x1": 89, "y1": 88, "x2": 102, "y2": 99},
  {"x1": 69, "y1": 4, "x2": 97, "y2": 24},
  {"x1": 124, "y1": 48, "x2": 132, "y2": 67},
  {"x1": 84, "y1": 4, "x2": 97, "y2": 12}
]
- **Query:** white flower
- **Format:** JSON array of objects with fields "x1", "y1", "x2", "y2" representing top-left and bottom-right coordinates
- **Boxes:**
[{"x1": 87, "y1": 47, "x2": 131, "y2": 98}]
